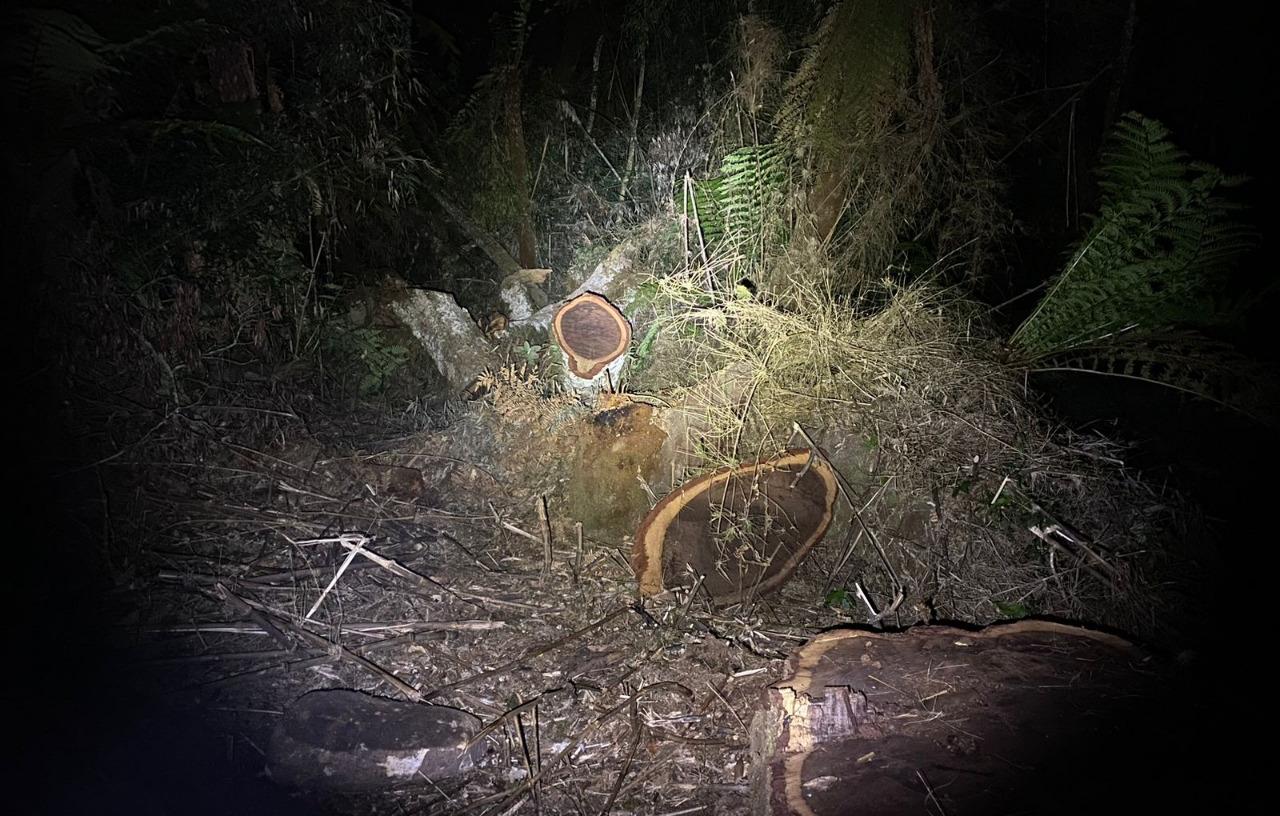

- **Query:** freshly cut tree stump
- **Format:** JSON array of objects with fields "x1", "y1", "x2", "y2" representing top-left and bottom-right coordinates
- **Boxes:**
[
  {"x1": 267, "y1": 690, "x2": 483, "y2": 793},
  {"x1": 749, "y1": 622, "x2": 1165, "y2": 816},
  {"x1": 552, "y1": 292, "x2": 631, "y2": 391},
  {"x1": 632, "y1": 448, "x2": 838, "y2": 605}
]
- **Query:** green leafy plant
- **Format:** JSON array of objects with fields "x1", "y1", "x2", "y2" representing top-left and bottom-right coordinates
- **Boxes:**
[
  {"x1": 717, "y1": 143, "x2": 790, "y2": 258},
  {"x1": 992, "y1": 600, "x2": 1029, "y2": 619},
  {"x1": 324, "y1": 327, "x2": 410, "y2": 396},
  {"x1": 683, "y1": 0, "x2": 1007, "y2": 295},
  {"x1": 515, "y1": 339, "x2": 542, "y2": 368},
  {"x1": 1011, "y1": 112, "x2": 1270, "y2": 419},
  {"x1": 825, "y1": 588, "x2": 855, "y2": 610},
  {"x1": 628, "y1": 322, "x2": 662, "y2": 374},
  {"x1": 1012, "y1": 113, "x2": 1255, "y2": 355}
]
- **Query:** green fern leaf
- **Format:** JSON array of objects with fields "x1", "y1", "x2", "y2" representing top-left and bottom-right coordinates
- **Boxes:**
[
  {"x1": 1012, "y1": 112, "x2": 1257, "y2": 358},
  {"x1": 1033, "y1": 332, "x2": 1277, "y2": 425}
]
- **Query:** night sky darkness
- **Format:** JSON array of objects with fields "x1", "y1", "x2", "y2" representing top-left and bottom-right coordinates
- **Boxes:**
[{"x1": 7, "y1": 1, "x2": 1276, "y2": 813}]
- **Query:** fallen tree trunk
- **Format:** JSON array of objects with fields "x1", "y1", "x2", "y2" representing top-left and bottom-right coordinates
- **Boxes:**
[
  {"x1": 387, "y1": 282, "x2": 500, "y2": 397},
  {"x1": 749, "y1": 622, "x2": 1154, "y2": 816}
]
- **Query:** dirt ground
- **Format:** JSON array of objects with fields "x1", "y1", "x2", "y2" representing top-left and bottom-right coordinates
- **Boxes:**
[{"x1": 14, "y1": 397, "x2": 1234, "y2": 816}]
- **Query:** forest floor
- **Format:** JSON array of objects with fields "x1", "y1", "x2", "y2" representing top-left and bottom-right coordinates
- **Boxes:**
[
  {"x1": 23, "y1": 327, "x2": 1224, "y2": 815},
  {"x1": 20, "y1": 245, "x2": 1233, "y2": 813},
  {"x1": 36, "y1": 399, "x2": 804, "y2": 814}
]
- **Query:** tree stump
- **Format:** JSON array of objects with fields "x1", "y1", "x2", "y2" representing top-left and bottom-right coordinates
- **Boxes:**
[
  {"x1": 632, "y1": 448, "x2": 839, "y2": 605},
  {"x1": 552, "y1": 292, "x2": 632, "y2": 394}
]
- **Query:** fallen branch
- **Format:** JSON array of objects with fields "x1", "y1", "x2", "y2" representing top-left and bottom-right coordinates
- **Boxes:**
[
  {"x1": 423, "y1": 605, "x2": 629, "y2": 700},
  {"x1": 210, "y1": 582, "x2": 423, "y2": 703}
]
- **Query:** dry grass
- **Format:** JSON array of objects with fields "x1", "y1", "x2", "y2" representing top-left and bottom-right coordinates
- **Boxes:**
[
  {"x1": 631, "y1": 251, "x2": 1196, "y2": 641},
  {"x1": 473, "y1": 363, "x2": 580, "y2": 429}
]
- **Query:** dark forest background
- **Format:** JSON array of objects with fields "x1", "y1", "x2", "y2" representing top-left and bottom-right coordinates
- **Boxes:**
[
  {"x1": 7, "y1": 3, "x2": 1276, "y2": 628},
  {"x1": 3, "y1": 2, "x2": 1276, "y2": 809}
]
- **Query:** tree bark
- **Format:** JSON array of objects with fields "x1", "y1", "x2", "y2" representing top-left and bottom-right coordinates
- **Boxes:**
[
  {"x1": 1102, "y1": 0, "x2": 1138, "y2": 137},
  {"x1": 584, "y1": 35, "x2": 604, "y2": 138},
  {"x1": 427, "y1": 189, "x2": 522, "y2": 279},
  {"x1": 501, "y1": 1, "x2": 538, "y2": 269}
]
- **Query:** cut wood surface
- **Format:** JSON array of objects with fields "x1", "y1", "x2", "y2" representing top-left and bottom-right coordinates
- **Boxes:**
[
  {"x1": 749, "y1": 622, "x2": 1159, "y2": 816},
  {"x1": 632, "y1": 448, "x2": 838, "y2": 605},
  {"x1": 552, "y1": 292, "x2": 632, "y2": 380}
]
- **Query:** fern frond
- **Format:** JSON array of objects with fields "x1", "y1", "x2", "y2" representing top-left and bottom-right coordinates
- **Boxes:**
[
  {"x1": 718, "y1": 142, "x2": 789, "y2": 252},
  {"x1": 775, "y1": 0, "x2": 913, "y2": 152},
  {"x1": 148, "y1": 118, "x2": 269, "y2": 149},
  {"x1": 1033, "y1": 332, "x2": 1277, "y2": 425},
  {"x1": 682, "y1": 143, "x2": 790, "y2": 265},
  {"x1": 1012, "y1": 113, "x2": 1257, "y2": 358}
]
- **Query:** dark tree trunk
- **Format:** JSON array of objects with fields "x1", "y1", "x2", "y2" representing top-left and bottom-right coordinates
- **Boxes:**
[
  {"x1": 503, "y1": 63, "x2": 538, "y2": 269},
  {"x1": 499, "y1": 0, "x2": 538, "y2": 270}
]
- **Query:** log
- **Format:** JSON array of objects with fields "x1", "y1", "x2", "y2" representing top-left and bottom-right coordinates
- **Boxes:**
[
  {"x1": 267, "y1": 689, "x2": 483, "y2": 793},
  {"x1": 749, "y1": 622, "x2": 1160, "y2": 816},
  {"x1": 512, "y1": 232, "x2": 648, "y2": 332},
  {"x1": 388, "y1": 284, "x2": 499, "y2": 397},
  {"x1": 632, "y1": 448, "x2": 838, "y2": 605}
]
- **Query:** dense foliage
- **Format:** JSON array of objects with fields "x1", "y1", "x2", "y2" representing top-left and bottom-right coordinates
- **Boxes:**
[{"x1": 7, "y1": 1, "x2": 429, "y2": 400}]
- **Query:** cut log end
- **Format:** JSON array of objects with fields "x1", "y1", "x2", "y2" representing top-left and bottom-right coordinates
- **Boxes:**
[
  {"x1": 632, "y1": 448, "x2": 838, "y2": 605},
  {"x1": 552, "y1": 293, "x2": 631, "y2": 380}
]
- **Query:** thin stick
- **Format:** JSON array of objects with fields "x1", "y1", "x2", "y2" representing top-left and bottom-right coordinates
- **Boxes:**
[
  {"x1": 141, "y1": 649, "x2": 316, "y2": 666},
  {"x1": 298, "y1": 535, "x2": 481, "y2": 609},
  {"x1": 917, "y1": 768, "x2": 950, "y2": 816},
  {"x1": 148, "y1": 620, "x2": 502, "y2": 637},
  {"x1": 533, "y1": 702, "x2": 543, "y2": 777},
  {"x1": 599, "y1": 700, "x2": 642, "y2": 816},
  {"x1": 538, "y1": 494, "x2": 553, "y2": 578},
  {"x1": 500, "y1": 520, "x2": 542, "y2": 544},
  {"x1": 704, "y1": 679, "x2": 747, "y2": 733},
  {"x1": 791, "y1": 422, "x2": 904, "y2": 619},
  {"x1": 515, "y1": 712, "x2": 539, "y2": 813},
  {"x1": 305, "y1": 534, "x2": 367, "y2": 619},
  {"x1": 574, "y1": 521, "x2": 584, "y2": 584},
  {"x1": 211, "y1": 583, "x2": 293, "y2": 652},
  {"x1": 212, "y1": 584, "x2": 423, "y2": 703},
  {"x1": 467, "y1": 682, "x2": 692, "y2": 814},
  {"x1": 424, "y1": 606, "x2": 628, "y2": 699}
]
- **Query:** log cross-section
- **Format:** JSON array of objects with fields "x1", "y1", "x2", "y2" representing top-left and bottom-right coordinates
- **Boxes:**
[
  {"x1": 632, "y1": 448, "x2": 838, "y2": 605},
  {"x1": 552, "y1": 292, "x2": 632, "y2": 380}
]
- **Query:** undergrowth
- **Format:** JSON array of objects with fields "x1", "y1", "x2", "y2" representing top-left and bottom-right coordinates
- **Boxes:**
[{"x1": 630, "y1": 241, "x2": 1196, "y2": 642}]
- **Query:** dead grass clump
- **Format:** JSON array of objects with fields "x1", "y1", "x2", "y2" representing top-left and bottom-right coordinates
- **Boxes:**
[
  {"x1": 638, "y1": 260, "x2": 1192, "y2": 642},
  {"x1": 474, "y1": 364, "x2": 580, "y2": 431}
]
